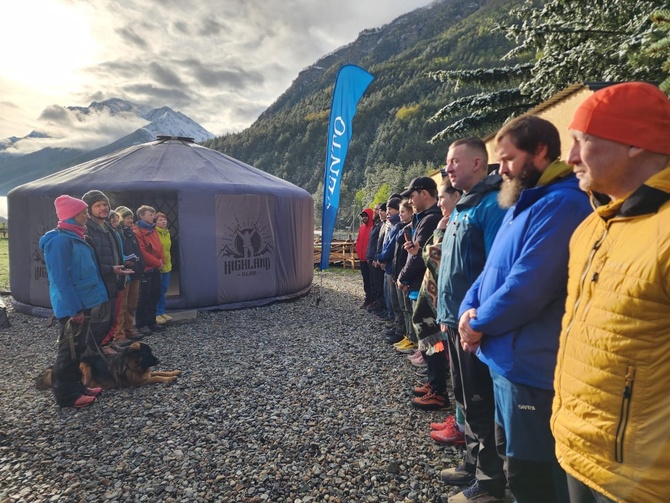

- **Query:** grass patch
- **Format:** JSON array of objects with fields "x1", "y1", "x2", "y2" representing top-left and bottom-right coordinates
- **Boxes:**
[{"x1": 0, "y1": 237, "x2": 8, "y2": 291}]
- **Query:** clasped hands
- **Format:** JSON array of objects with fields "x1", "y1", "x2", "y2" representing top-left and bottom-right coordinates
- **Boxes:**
[{"x1": 458, "y1": 308, "x2": 483, "y2": 353}]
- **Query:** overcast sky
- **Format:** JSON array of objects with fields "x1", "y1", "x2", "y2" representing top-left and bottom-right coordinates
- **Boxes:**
[{"x1": 0, "y1": 0, "x2": 434, "y2": 148}]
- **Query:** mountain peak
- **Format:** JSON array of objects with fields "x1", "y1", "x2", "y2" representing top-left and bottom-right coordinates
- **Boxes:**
[{"x1": 0, "y1": 98, "x2": 215, "y2": 194}]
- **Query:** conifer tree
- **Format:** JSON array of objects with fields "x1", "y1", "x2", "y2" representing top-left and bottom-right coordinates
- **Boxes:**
[
  {"x1": 648, "y1": 9, "x2": 670, "y2": 93},
  {"x1": 430, "y1": 0, "x2": 667, "y2": 141}
]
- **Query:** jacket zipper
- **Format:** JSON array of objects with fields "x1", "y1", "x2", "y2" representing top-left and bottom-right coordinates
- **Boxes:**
[
  {"x1": 614, "y1": 366, "x2": 635, "y2": 463},
  {"x1": 564, "y1": 228, "x2": 608, "y2": 337}
]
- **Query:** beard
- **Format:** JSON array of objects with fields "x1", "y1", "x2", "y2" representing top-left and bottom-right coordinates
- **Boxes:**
[{"x1": 497, "y1": 159, "x2": 543, "y2": 209}]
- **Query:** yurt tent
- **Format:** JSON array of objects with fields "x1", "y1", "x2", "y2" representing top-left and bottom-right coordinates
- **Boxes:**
[{"x1": 8, "y1": 137, "x2": 314, "y2": 315}]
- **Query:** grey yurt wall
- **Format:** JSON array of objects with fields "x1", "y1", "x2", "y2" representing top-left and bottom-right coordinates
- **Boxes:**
[{"x1": 8, "y1": 138, "x2": 314, "y2": 315}]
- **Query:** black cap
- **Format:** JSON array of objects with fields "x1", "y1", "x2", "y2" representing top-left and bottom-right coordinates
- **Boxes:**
[
  {"x1": 400, "y1": 177, "x2": 437, "y2": 198},
  {"x1": 379, "y1": 202, "x2": 387, "y2": 211},
  {"x1": 387, "y1": 197, "x2": 401, "y2": 211}
]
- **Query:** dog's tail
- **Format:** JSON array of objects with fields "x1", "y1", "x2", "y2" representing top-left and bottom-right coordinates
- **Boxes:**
[{"x1": 35, "y1": 368, "x2": 53, "y2": 389}]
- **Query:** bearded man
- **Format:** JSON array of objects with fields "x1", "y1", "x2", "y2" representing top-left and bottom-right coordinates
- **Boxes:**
[{"x1": 458, "y1": 116, "x2": 591, "y2": 503}]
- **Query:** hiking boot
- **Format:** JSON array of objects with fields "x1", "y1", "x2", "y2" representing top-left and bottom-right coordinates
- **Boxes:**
[
  {"x1": 385, "y1": 333, "x2": 404, "y2": 344},
  {"x1": 394, "y1": 338, "x2": 414, "y2": 351},
  {"x1": 447, "y1": 479, "x2": 504, "y2": 502},
  {"x1": 72, "y1": 395, "x2": 96, "y2": 408},
  {"x1": 440, "y1": 464, "x2": 475, "y2": 486},
  {"x1": 366, "y1": 301, "x2": 378, "y2": 312},
  {"x1": 155, "y1": 315, "x2": 167, "y2": 325},
  {"x1": 430, "y1": 424, "x2": 466, "y2": 446},
  {"x1": 138, "y1": 326, "x2": 153, "y2": 336},
  {"x1": 396, "y1": 340, "x2": 418, "y2": 354},
  {"x1": 84, "y1": 387, "x2": 103, "y2": 397},
  {"x1": 359, "y1": 300, "x2": 372, "y2": 309},
  {"x1": 161, "y1": 313, "x2": 173, "y2": 321},
  {"x1": 430, "y1": 415, "x2": 456, "y2": 431},
  {"x1": 408, "y1": 350, "x2": 426, "y2": 366},
  {"x1": 411, "y1": 391, "x2": 448, "y2": 410},
  {"x1": 412, "y1": 381, "x2": 432, "y2": 396},
  {"x1": 393, "y1": 336, "x2": 410, "y2": 348}
]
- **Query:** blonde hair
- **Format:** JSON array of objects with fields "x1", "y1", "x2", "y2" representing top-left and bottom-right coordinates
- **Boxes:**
[{"x1": 136, "y1": 205, "x2": 155, "y2": 219}]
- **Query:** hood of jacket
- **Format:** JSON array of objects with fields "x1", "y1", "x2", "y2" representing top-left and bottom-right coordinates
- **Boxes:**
[
  {"x1": 457, "y1": 173, "x2": 503, "y2": 210},
  {"x1": 361, "y1": 208, "x2": 374, "y2": 228}
]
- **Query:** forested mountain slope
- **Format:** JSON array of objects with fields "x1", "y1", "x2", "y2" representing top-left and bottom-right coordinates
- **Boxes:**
[{"x1": 204, "y1": 0, "x2": 524, "y2": 220}]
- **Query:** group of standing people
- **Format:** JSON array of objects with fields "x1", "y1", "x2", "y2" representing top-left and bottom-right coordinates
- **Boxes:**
[
  {"x1": 39, "y1": 190, "x2": 173, "y2": 408},
  {"x1": 355, "y1": 82, "x2": 670, "y2": 503}
]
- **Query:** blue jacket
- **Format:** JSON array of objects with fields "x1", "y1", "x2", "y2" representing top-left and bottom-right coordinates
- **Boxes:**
[
  {"x1": 377, "y1": 213, "x2": 402, "y2": 274},
  {"x1": 437, "y1": 174, "x2": 506, "y2": 327},
  {"x1": 39, "y1": 228, "x2": 109, "y2": 319},
  {"x1": 460, "y1": 165, "x2": 591, "y2": 390}
]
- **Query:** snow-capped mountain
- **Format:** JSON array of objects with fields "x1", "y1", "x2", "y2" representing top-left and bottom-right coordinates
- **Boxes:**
[{"x1": 0, "y1": 99, "x2": 215, "y2": 195}]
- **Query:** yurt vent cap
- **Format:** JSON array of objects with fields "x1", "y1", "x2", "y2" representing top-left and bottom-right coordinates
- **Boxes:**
[{"x1": 156, "y1": 135, "x2": 195, "y2": 143}]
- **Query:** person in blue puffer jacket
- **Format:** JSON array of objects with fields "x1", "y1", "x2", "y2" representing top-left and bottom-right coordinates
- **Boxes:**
[
  {"x1": 459, "y1": 116, "x2": 592, "y2": 503},
  {"x1": 39, "y1": 195, "x2": 108, "y2": 408}
]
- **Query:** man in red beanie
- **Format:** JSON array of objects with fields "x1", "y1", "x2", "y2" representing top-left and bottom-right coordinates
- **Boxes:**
[
  {"x1": 39, "y1": 196, "x2": 108, "y2": 407},
  {"x1": 552, "y1": 82, "x2": 670, "y2": 503}
]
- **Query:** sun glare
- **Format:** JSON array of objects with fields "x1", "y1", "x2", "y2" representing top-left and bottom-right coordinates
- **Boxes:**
[{"x1": 0, "y1": 0, "x2": 99, "y2": 93}]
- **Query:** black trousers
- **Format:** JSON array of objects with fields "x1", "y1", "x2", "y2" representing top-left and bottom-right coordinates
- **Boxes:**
[
  {"x1": 424, "y1": 349, "x2": 449, "y2": 396},
  {"x1": 446, "y1": 326, "x2": 505, "y2": 496},
  {"x1": 496, "y1": 430, "x2": 569, "y2": 503},
  {"x1": 566, "y1": 474, "x2": 615, "y2": 503},
  {"x1": 369, "y1": 263, "x2": 385, "y2": 305},
  {"x1": 87, "y1": 297, "x2": 115, "y2": 351},
  {"x1": 136, "y1": 269, "x2": 161, "y2": 328},
  {"x1": 359, "y1": 261, "x2": 372, "y2": 303},
  {"x1": 52, "y1": 312, "x2": 90, "y2": 406}
]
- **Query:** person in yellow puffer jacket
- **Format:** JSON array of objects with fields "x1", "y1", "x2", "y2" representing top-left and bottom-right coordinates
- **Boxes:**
[
  {"x1": 552, "y1": 82, "x2": 670, "y2": 503},
  {"x1": 155, "y1": 212, "x2": 172, "y2": 324}
]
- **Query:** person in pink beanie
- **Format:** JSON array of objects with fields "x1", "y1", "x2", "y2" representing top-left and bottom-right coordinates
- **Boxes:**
[{"x1": 38, "y1": 195, "x2": 109, "y2": 408}]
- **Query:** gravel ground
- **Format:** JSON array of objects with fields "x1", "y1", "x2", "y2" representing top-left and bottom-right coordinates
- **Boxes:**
[{"x1": 0, "y1": 269, "x2": 476, "y2": 503}]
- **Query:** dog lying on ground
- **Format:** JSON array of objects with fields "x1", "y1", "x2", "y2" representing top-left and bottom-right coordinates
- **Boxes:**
[{"x1": 36, "y1": 342, "x2": 181, "y2": 390}]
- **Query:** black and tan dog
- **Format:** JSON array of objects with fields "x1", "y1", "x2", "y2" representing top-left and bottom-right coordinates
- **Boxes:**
[{"x1": 36, "y1": 342, "x2": 181, "y2": 390}]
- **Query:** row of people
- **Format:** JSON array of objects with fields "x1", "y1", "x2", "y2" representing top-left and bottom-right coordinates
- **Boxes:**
[
  {"x1": 39, "y1": 191, "x2": 174, "y2": 408},
  {"x1": 356, "y1": 82, "x2": 670, "y2": 503}
]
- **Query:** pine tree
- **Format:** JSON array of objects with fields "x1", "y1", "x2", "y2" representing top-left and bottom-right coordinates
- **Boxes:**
[
  {"x1": 648, "y1": 9, "x2": 670, "y2": 93},
  {"x1": 429, "y1": 0, "x2": 667, "y2": 141}
]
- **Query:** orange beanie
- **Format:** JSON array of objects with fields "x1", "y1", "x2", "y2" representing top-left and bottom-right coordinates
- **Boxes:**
[{"x1": 570, "y1": 82, "x2": 670, "y2": 155}]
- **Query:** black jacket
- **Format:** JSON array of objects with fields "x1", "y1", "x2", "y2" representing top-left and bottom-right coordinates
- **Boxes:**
[
  {"x1": 86, "y1": 219, "x2": 124, "y2": 296},
  {"x1": 398, "y1": 203, "x2": 442, "y2": 291}
]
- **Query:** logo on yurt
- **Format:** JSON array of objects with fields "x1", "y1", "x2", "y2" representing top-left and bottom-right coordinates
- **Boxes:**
[
  {"x1": 218, "y1": 216, "x2": 274, "y2": 276},
  {"x1": 32, "y1": 224, "x2": 50, "y2": 282}
]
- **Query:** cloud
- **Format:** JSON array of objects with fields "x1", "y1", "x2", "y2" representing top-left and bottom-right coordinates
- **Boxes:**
[
  {"x1": 1, "y1": 0, "x2": 435, "y2": 140},
  {"x1": 123, "y1": 83, "x2": 192, "y2": 105},
  {"x1": 178, "y1": 58, "x2": 265, "y2": 89},
  {"x1": 115, "y1": 26, "x2": 150, "y2": 50},
  {"x1": 38, "y1": 105, "x2": 72, "y2": 124},
  {"x1": 198, "y1": 18, "x2": 226, "y2": 37},
  {"x1": 148, "y1": 62, "x2": 185, "y2": 88},
  {"x1": 7, "y1": 104, "x2": 148, "y2": 154}
]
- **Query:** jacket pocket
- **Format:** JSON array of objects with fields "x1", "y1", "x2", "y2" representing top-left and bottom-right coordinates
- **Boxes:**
[{"x1": 614, "y1": 366, "x2": 635, "y2": 463}]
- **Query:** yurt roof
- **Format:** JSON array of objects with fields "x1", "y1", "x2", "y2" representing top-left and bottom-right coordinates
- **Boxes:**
[{"x1": 9, "y1": 137, "x2": 308, "y2": 197}]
